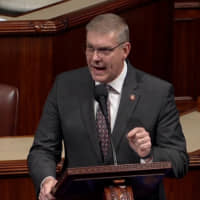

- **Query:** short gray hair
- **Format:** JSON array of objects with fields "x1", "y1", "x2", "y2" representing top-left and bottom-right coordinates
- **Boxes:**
[{"x1": 86, "y1": 13, "x2": 129, "y2": 43}]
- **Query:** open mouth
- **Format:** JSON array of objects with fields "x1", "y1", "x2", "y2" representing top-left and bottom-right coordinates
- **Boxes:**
[{"x1": 93, "y1": 66, "x2": 106, "y2": 71}]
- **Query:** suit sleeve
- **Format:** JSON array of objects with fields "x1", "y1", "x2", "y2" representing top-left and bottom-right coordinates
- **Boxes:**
[
  {"x1": 27, "y1": 78, "x2": 63, "y2": 194},
  {"x1": 152, "y1": 85, "x2": 189, "y2": 178}
]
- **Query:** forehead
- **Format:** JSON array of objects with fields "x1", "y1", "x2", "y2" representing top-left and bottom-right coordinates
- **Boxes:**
[{"x1": 86, "y1": 31, "x2": 118, "y2": 46}]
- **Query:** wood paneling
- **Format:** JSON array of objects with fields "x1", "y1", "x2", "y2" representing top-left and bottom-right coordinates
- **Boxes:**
[
  {"x1": 0, "y1": 0, "x2": 174, "y2": 136},
  {"x1": 172, "y1": 1, "x2": 200, "y2": 98},
  {"x1": 164, "y1": 168, "x2": 200, "y2": 200},
  {"x1": 0, "y1": 19, "x2": 68, "y2": 35},
  {"x1": 121, "y1": 0, "x2": 173, "y2": 81},
  {"x1": 175, "y1": 96, "x2": 197, "y2": 114},
  {"x1": 175, "y1": 0, "x2": 200, "y2": 2},
  {"x1": 0, "y1": 1, "x2": 199, "y2": 199},
  {"x1": 0, "y1": 176, "x2": 36, "y2": 200},
  {"x1": 1, "y1": 169, "x2": 200, "y2": 200},
  {"x1": 0, "y1": 36, "x2": 54, "y2": 135},
  {"x1": 0, "y1": 151, "x2": 199, "y2": 200},
  {"x1": 1, "y1": 168, "x2": 199, "y2": 200},
  {"x1": 0, "y1": 160, "x2": 35, "y2": 199},
  {"x1": 53, "y1": 0, "x2": 174, "y2": 80},
  {"x1": 0, "y1": 159, "x2": 63, "y2": 200}
]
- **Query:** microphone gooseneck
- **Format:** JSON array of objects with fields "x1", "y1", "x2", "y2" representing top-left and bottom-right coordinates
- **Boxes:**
[{"x1": 94, "y1": 84, "x2": 118, "y2": 165}]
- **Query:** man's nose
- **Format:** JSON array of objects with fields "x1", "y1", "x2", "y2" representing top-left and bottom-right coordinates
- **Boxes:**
[{"x1": 91, "y1": 50, "x2": 101, "y2": 61}]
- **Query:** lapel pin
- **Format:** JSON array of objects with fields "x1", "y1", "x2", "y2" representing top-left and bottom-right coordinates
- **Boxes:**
[{"x1": 130, "y1": 94, "x2": 135, "y2": 101}]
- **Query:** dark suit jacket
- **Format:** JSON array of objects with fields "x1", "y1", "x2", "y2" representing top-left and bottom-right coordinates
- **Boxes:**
[{"x1": 28, "y1": 63, "x2": 188, "y2": 200}]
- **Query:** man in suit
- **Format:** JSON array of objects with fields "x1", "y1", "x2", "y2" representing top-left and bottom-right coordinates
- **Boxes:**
[{"x1": 28, "y1": 13, "x2": 188, "y2": 200}]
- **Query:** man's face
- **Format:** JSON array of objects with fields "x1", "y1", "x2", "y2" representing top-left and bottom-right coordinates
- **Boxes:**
[{"x1": 86, "y1": 31, "x2": 130, "y2": 83}]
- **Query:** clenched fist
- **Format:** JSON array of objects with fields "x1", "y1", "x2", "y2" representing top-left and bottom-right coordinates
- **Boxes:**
[{"x1": 127, "y1": 127, "x2": 152, "y2": 159}]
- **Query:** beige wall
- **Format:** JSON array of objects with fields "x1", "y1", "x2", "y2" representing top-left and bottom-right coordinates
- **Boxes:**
[
  {"x1": 0, "y1": 0, "x2": 108, "y2": 21},
  {"x1": 0, "y1": 111, "x2": 199, "y2": 161},
  {"x1": 0, "y1": 0, "x2": 62, "y2": 12},
  {"x1": 180, "y1": 111, "x2": 200, "y2": 153}
]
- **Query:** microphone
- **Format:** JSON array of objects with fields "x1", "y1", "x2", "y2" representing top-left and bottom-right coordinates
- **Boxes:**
[
  {"x1": 94, "y1": 84, "x2": 118, "y2": 165},
  {"x1": 94, "y1": 84, "x2": 108, "y2": 119}
]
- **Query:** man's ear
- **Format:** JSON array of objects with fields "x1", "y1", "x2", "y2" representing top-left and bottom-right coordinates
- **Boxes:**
[{"x1": 122, "y1": 42, "x2": 131, "y2": 60}]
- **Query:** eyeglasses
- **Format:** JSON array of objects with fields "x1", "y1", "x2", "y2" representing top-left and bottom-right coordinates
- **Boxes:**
[{"x1": 85, "y1": 41, "x2": 126, "y2": 57}]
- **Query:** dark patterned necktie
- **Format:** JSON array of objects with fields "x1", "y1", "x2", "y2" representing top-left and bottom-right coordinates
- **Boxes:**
[{"x1": 96, "y1": 89, "x2": 111, "y2": 159}]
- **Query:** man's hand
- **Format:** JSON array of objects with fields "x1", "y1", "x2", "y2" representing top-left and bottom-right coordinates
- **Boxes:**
[
  {"x1": 127, "y1": 127, "x2": 152, "y2": 158},
  {"x1": 39, "y1": 177, "x2": 57, "y2": 200}
]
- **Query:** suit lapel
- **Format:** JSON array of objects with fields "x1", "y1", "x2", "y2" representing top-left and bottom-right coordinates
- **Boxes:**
[
  {"x1": 79, "y1": 65, "x2": 142, "y2": 161},
  {"x1": 112, "y1": 64, "x2": 141, "y2": 151},
  {"x1": 79, "y1": 73, "x2": 102, "y2": 160}
]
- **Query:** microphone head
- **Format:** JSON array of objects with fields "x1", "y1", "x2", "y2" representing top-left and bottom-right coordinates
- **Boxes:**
[
  {"x1": 94, "y1": 84, "x2": 108, "y2": 118},
  {"x1": 94, "y1": 84, "x2": 108, "y2": 102}
]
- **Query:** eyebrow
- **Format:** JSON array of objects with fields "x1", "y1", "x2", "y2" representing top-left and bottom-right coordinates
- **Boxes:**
[{"x1": 86, "y1": 43, "x2": 114, "y2": 49}]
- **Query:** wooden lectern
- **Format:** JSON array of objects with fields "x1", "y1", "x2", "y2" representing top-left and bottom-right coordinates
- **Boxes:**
[{"x1": 51, "y1": 162, "x2": 171, "y2": 200}]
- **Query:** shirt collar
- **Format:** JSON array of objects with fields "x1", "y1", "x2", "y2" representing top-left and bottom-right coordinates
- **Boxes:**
[{"x1": 109, "y1": 61, "x2": 127, "y2": 94}]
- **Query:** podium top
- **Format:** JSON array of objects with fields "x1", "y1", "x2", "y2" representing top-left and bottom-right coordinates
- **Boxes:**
[{"x1": 52, "y1": 161, "x2": 171, "y2": 197}]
